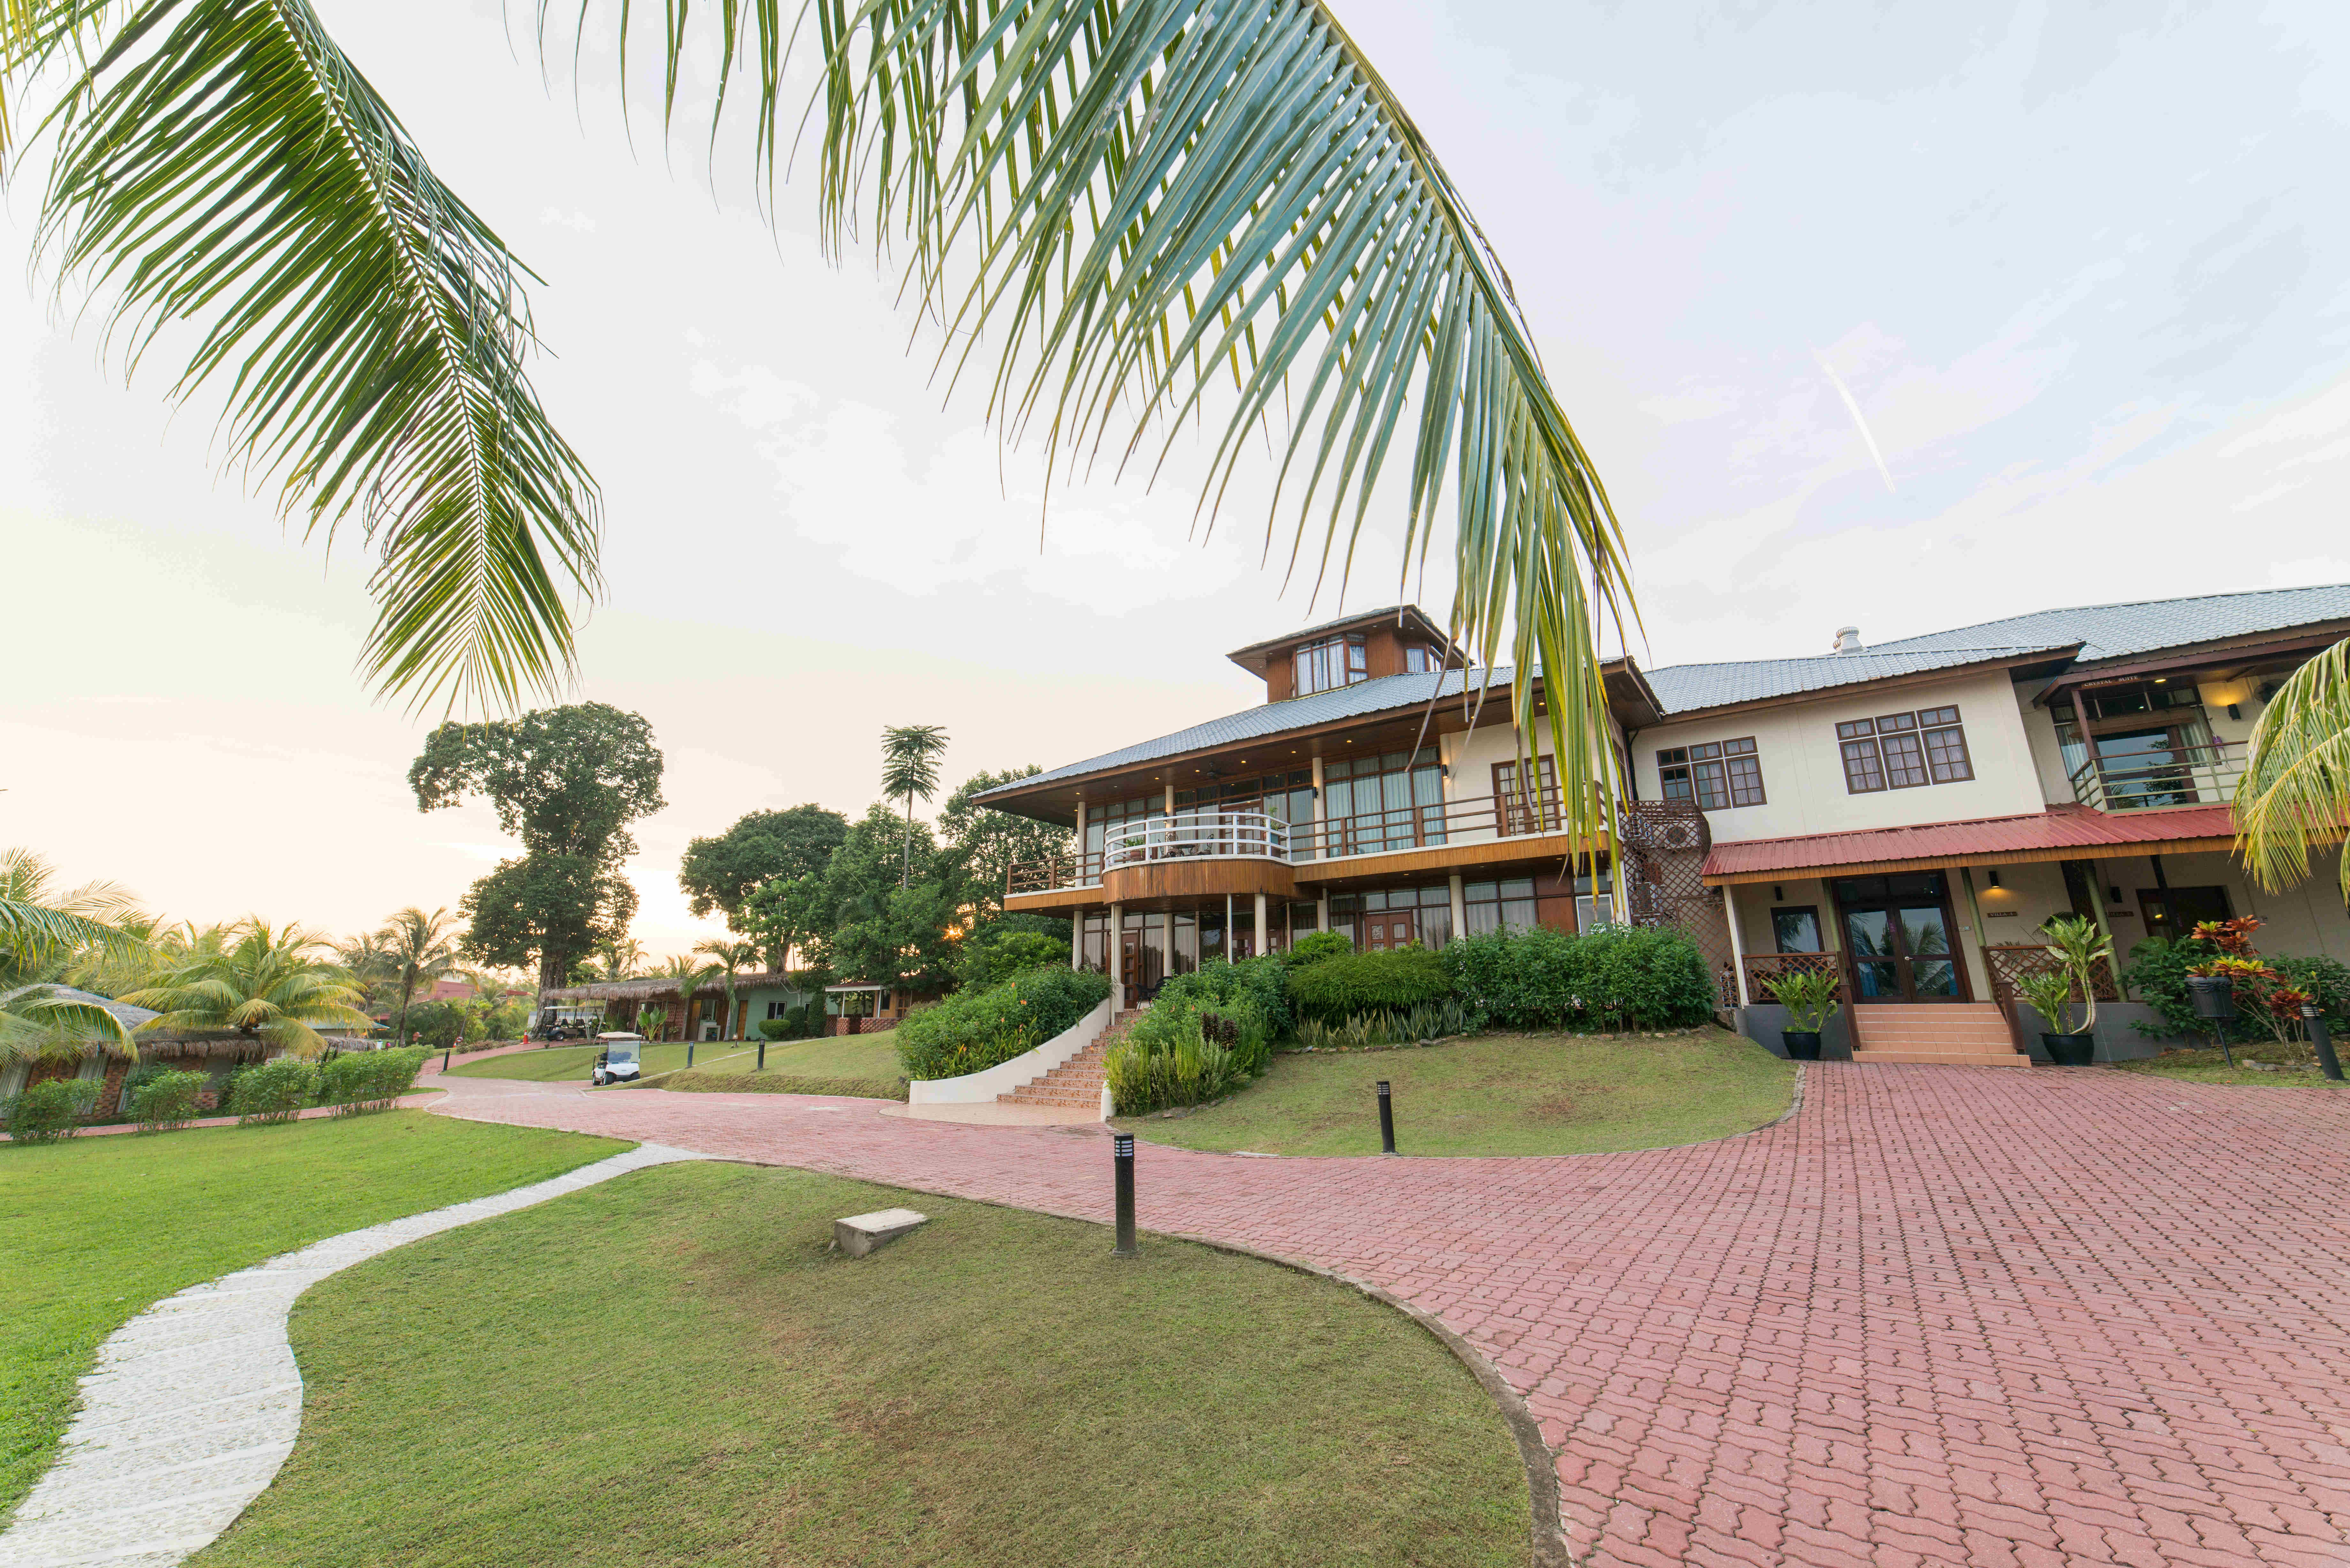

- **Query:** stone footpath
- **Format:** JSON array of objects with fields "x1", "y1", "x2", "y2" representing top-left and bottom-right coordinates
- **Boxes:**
[{"x1": 427, "y1": 1066, "x2": 2350, "y2": 1567}]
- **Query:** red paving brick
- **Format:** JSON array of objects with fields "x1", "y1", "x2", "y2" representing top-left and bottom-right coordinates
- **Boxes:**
[{"x1": 432, "y1": 1065, "x2": 2350, "y2": 1566}]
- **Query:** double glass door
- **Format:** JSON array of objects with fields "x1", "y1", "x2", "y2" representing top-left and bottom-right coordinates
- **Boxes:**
[
  {"x1": 1362, "y1": 911, "x2": 1417, "y2": 952},
  {"x1": 1832, "y1": 873, "x2": 1966, "y2": 1002}
]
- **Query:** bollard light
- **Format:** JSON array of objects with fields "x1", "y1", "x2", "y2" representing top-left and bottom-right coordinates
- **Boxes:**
[
  {"x1": 1112, "y1": 1133, "x2": 1138, "y2": 1258},
  {"x1": 2303, "y1": 1003, "x2": 2346, "y2": 1083},
  {"x1": 442, "y1": 1046, "x2": 451, "y2": 1073},
  {"x1": 1376, "y1": 1079, "x2": 1396, "y2": 1155},
  {"x1": 757, "y1": 1038, "x2": 767, "y2": 1071}
]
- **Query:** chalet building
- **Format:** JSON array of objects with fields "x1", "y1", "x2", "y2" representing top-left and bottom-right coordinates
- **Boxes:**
[
  {"x1": 0, "y1": 986, "x2": 369, "y2": 1118},
  {"x1": 535, "y1": 972, "x2": 811, "y2": 1042},
  {"x1": 979, "y1": 588, "x2": 2350, "y2": 1067}
]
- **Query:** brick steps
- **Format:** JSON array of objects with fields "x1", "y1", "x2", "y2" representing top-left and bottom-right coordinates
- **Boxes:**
[
  {"x1": 998, "y1": 1009, "x2": 1138, "y2": 1110},
  {"x1": 1850, "y1": 1003, "x2": 2024, "y2": 1067}
]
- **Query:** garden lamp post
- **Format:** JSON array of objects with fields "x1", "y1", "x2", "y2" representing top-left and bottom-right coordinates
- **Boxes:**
[
  {"x1": 1376, "y1": 1080, "x2": 1396, "y2": 1155},
  {"x1": 1112, "y1": 1134, "x2": 1138, "y2": 1257},
  {"x1": 2302, "y1": 1003, "x2": 2345, "y2": 1083},
  {"x1": 2185, "y1": 975, "x2": 2238, "y2": 1068}
]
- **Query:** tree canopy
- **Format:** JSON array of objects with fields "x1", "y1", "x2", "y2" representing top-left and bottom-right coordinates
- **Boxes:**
[
  {"x1": 939, "y1": 766, "x2": 1071, "y2": 919},
  {"x1": 678, "y1": 805, "x2": 850, "y2": 923}
]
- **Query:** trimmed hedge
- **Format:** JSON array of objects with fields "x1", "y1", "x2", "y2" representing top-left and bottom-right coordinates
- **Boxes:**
[
  {"x1": 130, "y1": 1069, "x2": 207, "y2": 1131},
  {"x1": 1157, "y1": 956, "x2": 1292, "y2": 1042},
  {"x1": 317, "y1": 1048, "x2": 428, "y2": 1115},
  {"x1": 896, "y1": 967, "x2": 1114, "y2": 1081},
  {"x1": 756, "y1": 1002, "x2": 825, "y2": 1042},
  {"x1": 1440, "y1": 925, "x2": 1714, "y2": 1030},
  {"x1": 1285, "y1": 948, "x2": 1452, "y2": 1024},
  {"x1": 3, "y1": 1077, "x2": 99, "y2": 1144},
  {"x1": 1282, "y1": 931, "x2": 1352, "y2": 970},
  {"x1": 229, "y1": 1057, "x2": 319, "y2": 1124}
]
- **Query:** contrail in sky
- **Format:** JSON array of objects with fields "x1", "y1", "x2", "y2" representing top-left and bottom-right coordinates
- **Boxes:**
[{"x1": 1815, "y1": 352, "x2": 1896, "y2": 493}]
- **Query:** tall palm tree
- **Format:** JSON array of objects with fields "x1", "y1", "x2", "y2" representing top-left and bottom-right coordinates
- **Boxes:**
[
  {"x1": 0, "y1": 3, "x2": 1630, "y2": 853},
  {"x1": 595, "y1": 935, "x2": 648, "y2": 981},
  {"x1": 383, "y1": 907, "x2": 461, "y2": 1046},
  {"x1": 1, "y1": 848, "x2": 145, "y2": 1072},
  {"x1": 880, "y1": 725, "x2": 950, "y2": 888},
  {"x1": 121, "y1": 921, "x2": 371, "y2": 1059},
  {"x1": 2235, "y1": 638, "x2": 2350, "y2": 901},
  {"x1": 693, "y1": 938, "x2": 762, "y2": 1042}
]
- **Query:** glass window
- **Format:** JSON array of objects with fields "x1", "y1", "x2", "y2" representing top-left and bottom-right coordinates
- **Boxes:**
[
  {"x1": 1322, "y1": 749, "x2": 1442, "y2": 857},
  {"x1": 1292, "y1": 636, "x2": 1370, "y2": 696},
  {"x1": 1838, "y1": 710, "x2": 1970, "y2": 794},
  {"x1": 1658, "y1": 738, "x2": 1765, "y2": 810},
  {"x1": 1493, "y1": 756, "x2": 1561, "y2": 834},
  {"x1": 1771, "y1": 908, "x2": 1823, "y2": 953},
  {"x1": 1404, "y1": 644, "x2": 1441, "y2": 674},
  {"x1": 1461, "y1": 877, "x2": 1537, "y2": 935}
]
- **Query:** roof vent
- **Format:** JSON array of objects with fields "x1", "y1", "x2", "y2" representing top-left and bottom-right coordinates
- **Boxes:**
[{"x1": 1832, "y1": 626, "x2": 1863, "y2": 654}]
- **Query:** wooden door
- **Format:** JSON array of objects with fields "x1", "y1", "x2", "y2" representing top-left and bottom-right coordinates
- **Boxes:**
[
  {"x1": 1363, "y1": 911, "x2": 1417, "y2": 952},
  {"x1": 1832, "y1": 874, "x2": 1970, "y2": 1003}
]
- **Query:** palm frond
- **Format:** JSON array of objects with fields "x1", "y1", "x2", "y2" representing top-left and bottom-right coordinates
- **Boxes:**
[
  {"x1": 0, "y1": 982, "x2": 136, "y2": 1063},
  {"x1": 2234, "y1": 636, "x2": 2350, "y2": 899},
  {"x1": 23, "y1": 0, "x2": 601, "y2": 713},
  {"x1": 595, "y1": 0, "x2": 1634, "y2": 839}
]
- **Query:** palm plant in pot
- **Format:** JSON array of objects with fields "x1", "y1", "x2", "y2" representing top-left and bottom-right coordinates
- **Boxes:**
[
  {"x1": 1763, "y1": 969, "x2": 1839, "y2": 1061},
  {"x1": 2023, "y1": 915, "x2": 2113, "y2": 1065}
]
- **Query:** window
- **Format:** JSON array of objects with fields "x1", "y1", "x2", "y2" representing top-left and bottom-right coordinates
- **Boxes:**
[
  {"x1": 1657, "y1": 737, "x2": 1765, "y2": 810},
  {"x1": 1573, "y1": 869, "x2": 1615, "y2": 931},
  {"x1": 1462, "y1": 878, "x2": 1538, "y2": 936},
  {"x1": 1324, "y1": 750, "x2": 1444, "y2": 856},
  {"x1": 1492, "y1": 756, "x2": 1560, "y2": 834},
  {"x1": 1404, "y1": 644, "x2": 1441, "y2": 674},
  {"x1": 1771, "y1": 908, "x2": 1823, "y2": 953},
  {"x1": 1838, "y1": 707, "x2": 1972, "y2": 793},
  {"x1": 1329, "y1": 885, "x2": 1455, "y2": 949},
  {"x1": 1292, "y1": 636, "x2": 1368, "y2": 695}
]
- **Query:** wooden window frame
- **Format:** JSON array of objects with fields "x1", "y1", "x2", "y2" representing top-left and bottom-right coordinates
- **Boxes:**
[
  {"x1": 1838, "y1": 708, "x2": 1972, "y2": 794},
  {"x1": 1293, "y1": 636, "x2": 1370, "y2": 695},
  {"x1": 1770, "y1": 905, "x2": 1824, "y2": 954},
  {"x1": 1655, "y1": 736, "x2": 1765, "y2": 810},
  {"x1": 1491, "y1": 756, "x2": 1561, "y2": 835}
]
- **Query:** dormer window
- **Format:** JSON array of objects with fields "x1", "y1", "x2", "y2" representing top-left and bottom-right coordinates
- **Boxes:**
[
  {"x1": 1404, "y1": 644, "x2": 1440, "y2": 674},
  {"x1": 1293, "y1": 636, "x2": 1368, "y2": 695}
]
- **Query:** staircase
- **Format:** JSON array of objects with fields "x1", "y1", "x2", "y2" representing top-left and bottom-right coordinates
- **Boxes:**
[
  {"x1": 1849, "y1": 1003, "x2": 2027, "y2": 1067},
  {"x1": 998, "y1": 1009, "x2": 1138, "y2": 1112}
]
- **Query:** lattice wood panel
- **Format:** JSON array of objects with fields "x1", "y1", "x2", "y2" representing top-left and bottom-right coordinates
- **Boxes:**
[{"x1": 1618, "y1": 801, "x2": 1732, "y2": 1004}]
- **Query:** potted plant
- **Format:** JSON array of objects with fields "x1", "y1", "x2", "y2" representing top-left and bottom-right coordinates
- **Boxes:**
[
  {"x1": 1763, "y1": 969, "x2": 1838, "y2": 1061},
  {"x1": 2028, "y1": 915, "x2": 2113, "y2": 1066},
  {"x1": 2015, "y1": 968, "x2": 2092, "y2": 1064}
]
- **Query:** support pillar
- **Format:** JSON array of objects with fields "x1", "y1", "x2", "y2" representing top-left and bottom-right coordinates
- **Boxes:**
[
  {"x1": 1448, "y1": 873, "x2": 1467, "y2": 946},
  {"x1": 1163, "y1": 908, "x2": 1177, "y2": 983},
  {"x1": 1309, "y1": 755, "x2": 1326, "y2": 863},
  {"x1": 1724, "y1": 881, "x2": 1751, "y2": 1007},
  {"x1": 1254, "y1": 891, "x2": 1269, "y2": 956},
  {"x1": 1072, "y1": 909, "x2": 1083, "y2": 971},
  {"x1": 1317, "y1": 892, "x2": 1329, "y2": 933},
  {"x1": 1109, "y1": 902, "x2": 1124, "y2": 999}
]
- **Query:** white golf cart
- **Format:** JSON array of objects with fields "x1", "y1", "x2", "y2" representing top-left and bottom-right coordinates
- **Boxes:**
[{"x1": 588, "y1": 1032, "x2": 647, "y2": 1086}]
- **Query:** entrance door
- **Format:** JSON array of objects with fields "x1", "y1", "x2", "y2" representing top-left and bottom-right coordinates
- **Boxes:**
[
  {"x1": 2140, "y1": 885, "x2": 2232, "y2": 945},
  {"x1": 1119, "y1": 930, "x2": 1162, "y2": 1007},
  {"x1": 1362, "y1": 911, "x2": 1417, "y2": 952},
  {"x1": 1832, "y1": 873, "x2": 1967, "y2": 1002}
]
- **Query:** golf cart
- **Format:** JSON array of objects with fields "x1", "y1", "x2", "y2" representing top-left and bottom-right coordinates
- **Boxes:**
[{"x1": 588, "y1": 1032, "x2": 647, "y2": 1086}]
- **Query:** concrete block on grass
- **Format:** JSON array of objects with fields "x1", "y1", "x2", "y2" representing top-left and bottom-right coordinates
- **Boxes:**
[{"x1": 834, "y1": 1208, "x2": 928, "y2": 1257}]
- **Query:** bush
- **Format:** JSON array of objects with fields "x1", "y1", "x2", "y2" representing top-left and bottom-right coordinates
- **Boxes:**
[
  {"x1": 955, "y1": 928, "x2": 1071, "y2": 991},
  {"x1": 130, "y1": 1069, "x2": 208, "y2": 1132},
  {"x1": 317, "y1": 1047, "x2": 428, "y2": 1115},
  {"x1": 231, "y1": 1056, "x2": 320, "y2": 1124},
  {"x1": 1159, "y1": 955, "x2": 1292, "y2": 1044},
  {"x1": 2124, "y1": 935, "x2": 2350, "y2": 1043},
  {"x1": 4, "y1": 1076, "x2": 99, "y2": 1143},
  {"x1": 896, "y1": 967, "x2": 1113, "y2": 1081},
  {"x1": 1106, "y1": 1000, "x2": 1248, "y2": 1116},
  {"x1": 399, "y1": 1001, "x2": 468, "y2": 1050},
  {"x1": 1285, "y1": 948, "x2": 1452, "y2": 1024},
  {"x1": 1282, "y1": 931, "x2": 1352, "y2": 969},
  {"x1": 1295, "y1": 998, "x2": 1485, "y2": 1050},
  {"x1": 1441, "y1": 924, "x2": 1715, "y2": 1030},
  {"x1": 756, "y1": 1002, "x2": 826, "y2": 1042}
]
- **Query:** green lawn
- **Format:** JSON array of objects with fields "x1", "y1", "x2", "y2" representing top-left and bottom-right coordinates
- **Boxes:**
[
  {"x1": 1122, "y1": 1026, "x2": 1796, "y2": 1157},
  {"x1": 0, "y1": 1112, "x2": 624, "y2": 1524},
  {"x1": 2109, "y1": 1044, "x2": 2350, "y2": 1087},
  {"x1": 194, "y1": 1162, "x2": 1528, "y2": 1568},
  {"x1": 448, "y1": 1031, "x2": 898, "y2": 1086}
]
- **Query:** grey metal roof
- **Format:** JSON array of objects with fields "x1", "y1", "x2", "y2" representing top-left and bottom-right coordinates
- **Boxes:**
[
  {"x1": 1863, "y1": 583, "x2": 2350, "y2": 666},
  {"x1": 1640, "y1": 644, "x2": 2078, "y2": 717},
  {"x1": 44, "y1": 985, "x2": 161, "y2": 1029},
  {"x1": 978, "y1": 666, "x2": 1515, "y2": 798}
]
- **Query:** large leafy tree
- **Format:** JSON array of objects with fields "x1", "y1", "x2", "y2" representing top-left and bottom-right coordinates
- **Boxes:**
[
  {"x1": 122, "y1": 921, "x2": 372, "y2": 1059},
  {"x1": 939, "y1": 766, "x2": 1072, "y2": 920},
  {"x1": 2235, "y1": 639, "x2": 2350, "y2": 901},
  {"x1": 678, "y1": 805, "x2": 850, "y2": 925},
  {"x1": 0, "y1": 1, "x2": 1632, "y2": 848},
  {"x1": 412, "y1": 703, "x2": 664, "y2": 990},
  {"x1": 739, "y1": 873, "x2": 835, "y2": 980}
]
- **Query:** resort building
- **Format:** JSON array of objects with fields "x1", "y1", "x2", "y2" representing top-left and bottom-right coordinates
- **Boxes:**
[{"x1": 978, "y1": 588, "x2": 2350, "y2": 1066}]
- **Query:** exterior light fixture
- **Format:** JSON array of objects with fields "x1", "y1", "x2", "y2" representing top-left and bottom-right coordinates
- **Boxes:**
[
  {"x1": 2109, "y1": 885, "x2": 2123, "y2": 904},
  {"x1": 1987, "y1": 870, "x2": 2002, "y2": 889},
  {"x1": 1773, "y1": 885, "x2": 1784, "y2": 902}
]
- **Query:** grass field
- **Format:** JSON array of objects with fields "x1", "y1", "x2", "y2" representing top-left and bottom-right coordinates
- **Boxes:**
[
  {"x1": 2109, "y1": 1044, "x2": 2350, "y2": 1087},
  {"x1": 1121, "y1": 1026, "x2": 1796, "y2": 1157},
  {"x1": 448, "y1": 1031, "x2": 899, "y2": 1086},
  {"x1": 194, "y1": 1162, "x2": 1528, "y2": 1568},
  {"x1": 0, "y1": 1113, "x2": 624, "y2": 1524}
]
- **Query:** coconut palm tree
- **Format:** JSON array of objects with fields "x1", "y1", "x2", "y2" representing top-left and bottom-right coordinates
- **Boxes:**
[
  {"x1": 121, "y1": 921, "x2": 372, "y2": 1060},
  {"x1": 1, "y1": 848, "x2": 145, "y2": 1071},
  {"x1": 2236, "y1": 638, "x2": 2350, "y2": 902},
  {"x1": 594, "y1": 935, "x2": 647, "y2": 981},
  {"x1": 0, "y1": 3, "x2": 1631, "y2": 852},
  {"x1": 383, "y1": 907, "x2": 461, "y2": 1047},
  {"x1": 693, "y1": 938, "x2": 762, "y2": 1041},
  {"x1": 880, "y1": 725, "x2": 950, "y2": 888}
]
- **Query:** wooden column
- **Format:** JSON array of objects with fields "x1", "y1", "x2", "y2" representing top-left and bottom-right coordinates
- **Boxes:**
[
  {"x1": 1109, "y1": 902, "x2": 1124, "y2": 997},
  {"x1": 1724, "y1": 881, "x2": 1751, "y2": 1008}
]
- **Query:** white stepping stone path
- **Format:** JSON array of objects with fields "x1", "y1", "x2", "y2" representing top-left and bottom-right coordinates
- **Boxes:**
[{"x1": 0, "y1": 1142, "x2": 706, "y2": 1568}]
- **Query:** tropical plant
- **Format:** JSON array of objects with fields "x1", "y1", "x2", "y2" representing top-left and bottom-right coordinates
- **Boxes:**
[
  {"x1": 121, "y1": 921, "x2": 373, "y2": 1059},
  {"x1": 2038, "y1": 914, "x2": 2113, "y2": 1035},
  {"x1": 382, "y1": 907, "x2": 461, "y2": 1046},
  {"x1": 594, "y1": 936, "x2": 648, "y2": 980},
  {"x1": 895, "y1": 967, "x2": 1111, "y2": 1081},
  {"x1": 0, "y1": 848, "x2": 144, "y2": 1070},
  {"x1": 2013, "y1": 969, "x2": 2084, "y2": 1038},
  {"x1": 1295, "y1": 999, "x2": 1483, "y2": 1051},
  {"x1": 693, "y1": 938, "x2": 763, "y2": 1040},
  {"x1": 1284, "y1": 948, "x2": 1452, "y2": 1024},
  {"x1": 879, "y1": 725, "x2": 951, "y2": 888},
  {"x1": 637, "y1": 1003, "x2": 670, "y2": 1043},
  {"x1": 129, "y1": 1068, "x2": 207, "y2": 1132},
  {"x1": 3, "y1": 4, "x2": 1633, "y2": 839},
  {"x1": 1762, "y1": 969, "x2": 1840, "y2": 1035},
  {"x1": 2235, "y1": 638, "x2": 2350, "y2": 903}
]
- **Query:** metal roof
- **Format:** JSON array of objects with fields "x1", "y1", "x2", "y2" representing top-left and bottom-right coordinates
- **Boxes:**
[
  {"x1": 1224, "y1": 603, "x2": 1453, "y2": 663},
  {"x1": 1640, "y1": 644, "x2": 2077, "y2": 717},
  {"x1": 1702, "y1": 804, "x2": 2236, "y2": 881},
  {"x1": 1864, "y1": 583, "x2": 2350, "y2": 666}
]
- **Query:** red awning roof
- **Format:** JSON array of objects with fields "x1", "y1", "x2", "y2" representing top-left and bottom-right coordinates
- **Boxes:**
[{"x1": 1702, "y1": 803, "x2": 2236, "y2": 884}]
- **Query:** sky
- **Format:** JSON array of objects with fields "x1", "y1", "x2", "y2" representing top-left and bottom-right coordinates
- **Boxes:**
[{"x1": 6, "y1": 0, "x2": 2349, "y2": 958}]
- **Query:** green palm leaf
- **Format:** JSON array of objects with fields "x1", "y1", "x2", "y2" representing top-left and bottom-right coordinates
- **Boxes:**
[
  {"x1": 594, "y1": 0, "x2": 1635, "y2": 841},
  {"x1": 2234, "y1": 636, "x2": 2350, "y2": 900},
  {"x1": 17, "y1": 0, "x2": 599, "y2": 713}
]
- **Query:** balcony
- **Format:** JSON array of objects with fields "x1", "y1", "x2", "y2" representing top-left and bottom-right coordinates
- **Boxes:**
[{"x1": 2067, "y1": 739, "x2": 2244, "y2": 813}]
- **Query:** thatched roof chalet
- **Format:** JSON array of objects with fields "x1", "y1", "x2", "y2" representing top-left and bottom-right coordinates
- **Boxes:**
[
  {"x1": 39, "y1": 986, "x2": 373, "y2": 1061},
  {"x1": 539, "y1": 970, "x2": 804, "y2": 1005}
]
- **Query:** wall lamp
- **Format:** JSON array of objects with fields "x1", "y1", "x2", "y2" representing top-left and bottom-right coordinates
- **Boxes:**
[{"x1": 1986, "y1": 869, "x2": 2002, "y2": 890}]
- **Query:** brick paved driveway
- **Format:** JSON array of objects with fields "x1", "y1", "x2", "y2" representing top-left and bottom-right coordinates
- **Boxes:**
[{"x1": 432, "y1": 1066, "x2": 2350, "y2": 1567}]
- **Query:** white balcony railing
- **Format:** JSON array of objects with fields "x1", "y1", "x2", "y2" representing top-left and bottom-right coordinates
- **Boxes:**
[{"x1": 1103, "y1": 810, "x2": 1291, "y2": 871}]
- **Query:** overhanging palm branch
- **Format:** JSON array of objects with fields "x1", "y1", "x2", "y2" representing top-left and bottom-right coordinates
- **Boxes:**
[
  {"x1": 0, "y1": 845, "x2": 148, "y2": 979},
  {"x1": 0, "y1": 983, "x2": 136, "y2": 1065},
  {"x1": 2235, "y1": 637, "x2": 2350, "y2": 900},
  {"x1": 8, "y1": 0, "x2": 600, "y2": 713},
  {"x1": 597, "y1": 0, "x2": 1634, "y2": 840}
]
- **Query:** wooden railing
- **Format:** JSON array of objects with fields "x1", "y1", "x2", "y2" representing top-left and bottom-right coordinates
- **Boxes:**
[
  {"x1": 2068, "y1": 739, "x2": 2242, "y2": 812},
  {"x1": 1981, "y1": 942, "x2": 2123, "y2": 1055},
  {"x1": 1733, "y1": 951, "x2": 1842, "y2": 1007}
]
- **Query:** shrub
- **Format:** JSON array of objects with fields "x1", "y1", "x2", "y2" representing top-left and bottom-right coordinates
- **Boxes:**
[
  {"x1": 1159, "y1": 956, "x2": 1292, "y2": 1044},
  {"x1": 896, "y1": 967, "x2": 1113, "y2": 1081},
  {"x1": 399, "y1": 1000, "x2": 468, "y2": 1050},
  {"x1": 4, "y1": 1076, "x2": 99, "y2": 1143},
  {"x1": 1442, "y1": 924, "x2": 1716, "y2": 1030},
  {"x1": 231, "y1": 1056, "x2": 320, "y2": 1124},
  {"x1": 756, "y1": 1002, "x2": 825, "y2": 1042},
  {"x1": 317, "y1": 1047, "x2": 428, "y2": 1115},
  {"x1": 2125, "y1": 934, "x2": 2350, "y2": 1043},
  {"x1": 1295, "y1": 998, "x2": 1485, "y2": 1050},
  {"x1": 130, "y1": 1069, "x2": 208, "y2": 1131},
  {"x1": 1285, "y1": 948, "x2": 1452, "y2": 1024},
  {"x1": 117, "y1": 1060, "x2": 170, "y2": 1111},
  {"x1": 955, "y1": 928, "x2": 1071, "y2": 991},
  {"x1": 1282, "y1": 931, "x2": 1352, "y2": 969},
  {"x1": 1105, "y1": 1000, "x2": 1247, "y2": 1116}
]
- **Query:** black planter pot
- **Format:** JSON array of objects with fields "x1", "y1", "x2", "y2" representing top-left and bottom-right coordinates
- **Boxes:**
[
  {"x1": 1781, "y1": 1030, "x2": 1823, "y2": 1061},
  {"x1": 2042, "y1": 1032, "x2": 2095, "y2": 1066}
]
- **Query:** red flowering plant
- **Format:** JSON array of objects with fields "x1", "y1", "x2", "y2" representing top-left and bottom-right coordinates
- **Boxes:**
[{"x1": 2183, "y1": 922, "x2": 2314, "y2": 1047}]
